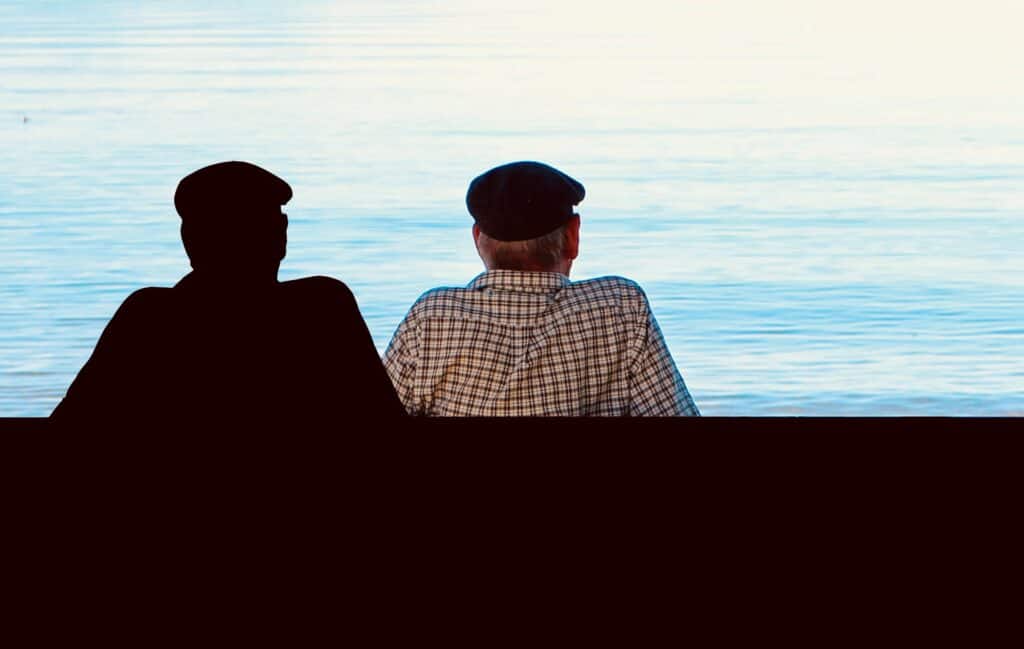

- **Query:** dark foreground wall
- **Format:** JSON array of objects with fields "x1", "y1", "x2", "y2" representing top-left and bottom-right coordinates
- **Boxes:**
[
  {"x1": 5, "y1": 416, "x2": 1018, "y2": 527},
  {"x1": 2, "y1": 417, "x2": 1019, "y2": 637}
]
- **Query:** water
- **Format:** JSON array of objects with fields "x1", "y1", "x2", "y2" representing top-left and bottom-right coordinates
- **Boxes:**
[{"x1": 2, "y1": 0, "x2": 1022, "y2": 416}]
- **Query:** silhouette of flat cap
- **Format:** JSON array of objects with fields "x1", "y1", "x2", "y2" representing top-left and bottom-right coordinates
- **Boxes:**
[
  {"x1": 466, "y1": 161, "x2": 585, "y2": 241},
  {"x1": 174, "y1": 161, "x2": 292, "y2": 220}
]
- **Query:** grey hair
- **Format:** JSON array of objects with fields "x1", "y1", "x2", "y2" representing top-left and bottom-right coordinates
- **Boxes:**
[{"x1": 477, "y1": 224, "x2": 570, "y2": 271}]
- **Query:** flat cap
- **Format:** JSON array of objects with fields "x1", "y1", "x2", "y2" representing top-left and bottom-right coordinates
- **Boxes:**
[
  {"x1": 174, "y1": 161, "x2": 292, "y2": 220},
  {"x1": 466, "y1": 161, "x2": 585, "y2": 241}
]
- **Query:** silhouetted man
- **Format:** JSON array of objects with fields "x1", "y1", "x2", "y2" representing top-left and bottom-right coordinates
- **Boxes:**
[
  {"x1": 384, "y1": 161, "x2": 699, "y2": 416},
  {"x1": 52, "y1": 161, "x2": 404, "y2": 424}
]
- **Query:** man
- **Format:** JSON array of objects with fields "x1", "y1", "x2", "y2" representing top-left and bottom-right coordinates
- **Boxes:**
[
  {"x1": 383, "y1": 160, "x2": 699, "y2": 416},
  {"x1": 52, "y1": 161, "x2": 404, "y2": 423}
]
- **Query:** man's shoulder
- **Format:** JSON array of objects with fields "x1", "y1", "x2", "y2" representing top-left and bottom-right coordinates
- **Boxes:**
[
  {"x1": 281, "y1": 275, "x2": 350, "y2": 290},
  {"x1": 117, "y1": 286, "x2": 174, "y2": 315},
  {"x1": 124, "y1": 285, "x2": 174, "y2": 300},
  {"x1": 280, "y1": 275, "x2": 356, "y2": 300},
  {"x1": 570, "y1": 275, "x2": 644, "y2": 295},
  {"x1": 88, "y1": 287, "x2": 176, "y2": 340},
  {"x1": 559, "y1": 276, "x2": 658, "y2": 326},
  {"x1": 568, "y1": 275, "x2": 649, "y2": 307},
  {"x1": 406, "y1": 284, "x2": 474, "y2": 314}
]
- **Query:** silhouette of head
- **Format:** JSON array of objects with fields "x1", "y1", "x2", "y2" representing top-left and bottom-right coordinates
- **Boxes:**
[{"x1": 174, "y1": 161, "x2": 292, "y2": 280}]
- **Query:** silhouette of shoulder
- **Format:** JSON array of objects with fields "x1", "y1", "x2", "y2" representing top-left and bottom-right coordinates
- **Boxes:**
[
  {"x1": 281, "y1": 275, "x2": 356, "y2": 302},
  {"x1": 278, "y1": 276, "x2": 362, "y2": 327},
  {"x1": 50, "y1": 286, "x2": 176, "y2": 420},
  {"x1": 103, "y1": 286, "x2": 176, "y2": 331},
  {"x1": 119, "y1": 286, "x2": 174, "y2": 308}
]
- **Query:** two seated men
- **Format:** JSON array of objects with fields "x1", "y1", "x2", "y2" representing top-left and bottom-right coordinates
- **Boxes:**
[{"x1": 52, "y1": 160, "x2": 699, "y2": 420}]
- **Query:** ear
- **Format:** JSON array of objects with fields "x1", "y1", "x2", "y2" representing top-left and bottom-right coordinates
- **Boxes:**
[
  {"x1": 564, "y1": 214, "x2": 580, "y2": 261},
  {"x1": 472, "y1": 223, "x2": 490, "y2": 268}
]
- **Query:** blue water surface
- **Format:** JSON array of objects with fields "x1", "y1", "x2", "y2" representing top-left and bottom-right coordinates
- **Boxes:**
[{"x1": 1, "y1": 1, "x2": 1022, "y2": 416}]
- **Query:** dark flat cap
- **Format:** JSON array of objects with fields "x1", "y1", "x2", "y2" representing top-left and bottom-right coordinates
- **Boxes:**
[
  {"x1": 466, "y1": 161, "x2": 585, "y2": 241},
  {"x1": 174, "y1": 161, "x2": 292, "y2": 220}
]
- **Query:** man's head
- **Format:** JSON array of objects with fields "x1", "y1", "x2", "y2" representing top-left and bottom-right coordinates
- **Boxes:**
[
  {"x1": 174, "y1": 161, "x2": 291, "y2": 280},
  {"x1": 466, "y1": 161, "x2": 585, "y2": 275}
]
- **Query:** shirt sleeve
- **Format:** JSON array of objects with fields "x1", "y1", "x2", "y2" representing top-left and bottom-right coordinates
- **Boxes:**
[
  {"x1": 383, "y1": 309, "x2": 422, "y2": 416},
  {"x1": 627, "y1": 289, "x2": 700, "y2": 417}
]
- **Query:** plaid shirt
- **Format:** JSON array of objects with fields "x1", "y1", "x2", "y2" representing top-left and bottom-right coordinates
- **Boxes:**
[{"x1": 383, "y1": 270, "x2": 699, "y2": 416}]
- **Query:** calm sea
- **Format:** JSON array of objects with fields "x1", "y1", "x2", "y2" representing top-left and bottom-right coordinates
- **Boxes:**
[{"x1": 2, "y1": 0, "x2": 1022, "y2": 416}]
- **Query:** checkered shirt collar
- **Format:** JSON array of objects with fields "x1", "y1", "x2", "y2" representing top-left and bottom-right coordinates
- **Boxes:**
[{"x1": 468, "y1": 270, "x2": 570, "y2": 293}]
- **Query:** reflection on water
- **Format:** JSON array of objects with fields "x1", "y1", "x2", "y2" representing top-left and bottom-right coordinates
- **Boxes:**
[{"x1": 1, "y1": 0, "x2": 1022, "y2": 416}]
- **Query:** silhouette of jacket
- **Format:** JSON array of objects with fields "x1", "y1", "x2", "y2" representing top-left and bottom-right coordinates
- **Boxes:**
[{"x1": 51, "y1": 271, "x2": 404, "y2": 423}]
